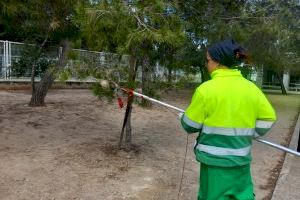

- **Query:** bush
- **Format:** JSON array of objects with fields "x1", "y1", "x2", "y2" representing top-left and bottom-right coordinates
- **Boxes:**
[{"x1": 11, "y1": 57, "x2": 53, "y2": 77}]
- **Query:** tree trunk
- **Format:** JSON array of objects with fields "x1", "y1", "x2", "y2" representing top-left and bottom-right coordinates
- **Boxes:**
[
  {"x1": 29, "y1": 71, "x2": 55, "y2": 106},
  {"x1": 30, "y1": 62, "x2": 37, "y2": 96},
  {"x1": 167, "y1": 66, "x2": 172, "y2": 83},
  {"x1": 124, "y1": 101, "x2": 133, "y2": 151},
  {"x1": 30, "y1": 31, "x2": 49, "y2": 100},
  {"x1": 141, "y1": 56, "x2": 151, "y2": 106},
  {"x1": 119, "y1": 53, "x2": 138, "y2": 150},
  {"x1": 29, "y1": 40, "x2": 71, "y2": 106},
  {"x1": 200, "y1": 66, "x2": 210, "y2": 83},
  {"x1": 276, "y1": 71, "x2": 287, "y2": 95},
  {"x1": 119, "y1": 100, "x2": 134, "y2": 150}
]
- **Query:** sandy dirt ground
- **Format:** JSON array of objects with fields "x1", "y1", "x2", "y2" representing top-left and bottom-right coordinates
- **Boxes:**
[{"x1": 0, "y1": 89, "x2": 299, "y2": 200}]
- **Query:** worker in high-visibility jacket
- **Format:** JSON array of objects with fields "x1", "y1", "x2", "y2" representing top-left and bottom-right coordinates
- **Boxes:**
[{"x1": 180, "y1": 39, "x2": 276, "y2": 200}]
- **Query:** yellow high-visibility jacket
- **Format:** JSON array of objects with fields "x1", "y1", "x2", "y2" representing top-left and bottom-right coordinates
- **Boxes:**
[{"x1": 181, "y1": 69, "x2": 276, "y2": 167}]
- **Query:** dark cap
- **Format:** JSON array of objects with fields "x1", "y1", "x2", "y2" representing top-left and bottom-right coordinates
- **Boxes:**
[{"x1": 207, "y1": 39, "x2": 246, "y2": 67}]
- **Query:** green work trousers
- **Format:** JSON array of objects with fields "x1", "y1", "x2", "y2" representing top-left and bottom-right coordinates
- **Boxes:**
[{"x1": 198, "y1": 163, "x2": 255, "y2": 200}]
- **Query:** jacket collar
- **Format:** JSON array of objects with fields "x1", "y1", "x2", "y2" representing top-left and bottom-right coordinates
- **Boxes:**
[{"x1": 210, "y1": 68, "x2": 242, "y2": 79}]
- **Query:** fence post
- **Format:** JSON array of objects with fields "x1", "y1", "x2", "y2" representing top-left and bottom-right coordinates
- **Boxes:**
[
  {"x1": 8, "y1": 41, "x2": 11, "y2": 79},
  {"x1": 3, "y1": 40, "x2": 12, "y2": 79},
  {"x1": 4, "y1": 40, "x2": 7, "y2": 79},
  {"x1": 283, "y1": 70, "x2": 290, "y2": 91}
]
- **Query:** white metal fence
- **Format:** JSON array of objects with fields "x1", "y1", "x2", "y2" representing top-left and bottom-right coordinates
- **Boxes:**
[
  {"x1": 0, "y1": 40, "x2": 190, "y2": 83},
  {"x1": 0, "y1": 40, "x2": 132, "y2": 80},
  {"x1": 1, "y1": 40, "x2": 299, "y2": 92},
  {"x1": 0, "y1": 40, "x2": 12, "y2": 78}
]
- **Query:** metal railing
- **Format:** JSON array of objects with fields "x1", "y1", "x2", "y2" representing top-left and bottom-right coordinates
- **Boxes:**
[
  {"x1": 0, "y1": 40, "x2": 12, "y2": 78},
  {"x1": 262, "y1": 82, "x2": 300, "y2": 92},
  {"x1": 0, "y1": 40, "x2": 131, "y2": 80},
  {"x1": 289, "y1": 83, "x2": 300, "y2": 92},
  {"x1": 0, "y1": 40, "x2": 192, "y2": 83},
  {"x1": 1, "y1": 40, "x2": 299, "y2": 90}
]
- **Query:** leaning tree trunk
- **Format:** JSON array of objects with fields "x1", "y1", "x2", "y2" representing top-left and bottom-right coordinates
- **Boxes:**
[
  {"x1": 119, "y1": 52, "x2": 138, "y2": 150},
  {"x1": 30, "y1": 31, "x2": 50, "y2": 102},
  {"x1": 119, "y1": 96, "x2": 134, "y2": 150},
  {"x1": 276, "y1": 71, "x2": 287, "y2": 95},
  {"x1": 29, "y1": 40, "x2": 71, "y2": 106}
]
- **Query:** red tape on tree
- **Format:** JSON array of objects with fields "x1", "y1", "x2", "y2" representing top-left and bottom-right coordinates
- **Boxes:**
[{"x1": 117, "y1": 97, "x2": 123, "y2": 109}]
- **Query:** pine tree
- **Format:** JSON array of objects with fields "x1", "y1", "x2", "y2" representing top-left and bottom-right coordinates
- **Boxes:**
[{"x1": 81, "y1": 0, "x2": 185, "y2": 150}]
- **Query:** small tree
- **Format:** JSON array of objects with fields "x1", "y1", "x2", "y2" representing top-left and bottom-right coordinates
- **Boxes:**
[
  {"x1": 81, "y1": 0, "x2": 185, "y2": 150},
  {"x1": 27, "y1": 0, "x2": 81, "y2": 106},
  {"x1": 1, "y1": 0, "x2": 81, "y2": 106},
  {"x1": 244, "y1": 0, "x2": 300, "y2": 94}
]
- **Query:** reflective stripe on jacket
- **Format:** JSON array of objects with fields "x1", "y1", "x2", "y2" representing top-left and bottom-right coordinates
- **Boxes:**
[{"x1": 181, "y1": 69, "x2": 276, "y2": 167}]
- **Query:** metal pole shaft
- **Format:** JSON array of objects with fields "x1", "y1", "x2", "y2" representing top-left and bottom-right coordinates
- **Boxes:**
[
  {"x1": 131, "y1": 90, "x2": 300, "y2": 157},
  {"x1": 133, "y1": 91, "x2": 184, "y2": 113},
  {"x1": 256, "y1": 138, "x2": 300, "y2": 157}
]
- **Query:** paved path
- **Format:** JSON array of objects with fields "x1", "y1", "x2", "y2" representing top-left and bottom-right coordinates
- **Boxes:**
[
  {"x1": 251, "y1": 94, "x2": 300, "y2": 200},
  {"x1": 271, "y1": 112, "x2": 300, "y2": 200}
]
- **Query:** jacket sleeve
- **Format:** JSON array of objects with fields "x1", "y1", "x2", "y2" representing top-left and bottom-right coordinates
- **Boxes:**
[
  {"x1": 255, "y1": 90, "x2": 277, "y2": 137},
  {"x1": 180, "y1": 87, "x2": 205, "y2": 133}
]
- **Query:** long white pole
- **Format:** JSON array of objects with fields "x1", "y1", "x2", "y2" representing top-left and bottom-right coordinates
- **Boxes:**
[
  {"x1": 133, "y1": 91, "x2": 184, "y2": 112},
  {"x1": 132, "y1": 90, "x2": 300, "y2": 157}
]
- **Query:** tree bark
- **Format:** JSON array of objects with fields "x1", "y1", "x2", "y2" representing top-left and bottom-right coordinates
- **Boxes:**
[
  {"x1": 29, "y1": 40, "x2": 71, "y2": 106},
  {"x1": 119, "y1": 52, "x2": 138, "y2": 150},
  {"x1": 119, "y1": 99, "x2": 134, "y2": 150},
  {"x1": 276, "y1": 71, "x2": 287, "y2": 95},
  {"x1": 29, "y1": 71, "x2": 55, "y2": 106},
  {"x1": 200, "y1": 66, "x2": 210, "y2": 83},
  {"x1": 30, "y1": 31, "x2": 49, "y2": 98},
  {"x1": 167, "y1": 66, "x2": 172, "y2": 83},
  {"x1": 124, "y1": 100, "x2": 133, "y2": 150}
]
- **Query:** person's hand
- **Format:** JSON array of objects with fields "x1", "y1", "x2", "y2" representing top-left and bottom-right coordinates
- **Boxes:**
[{"x1": 178, "y1": 112, "x2": 184, "y2": 120}]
